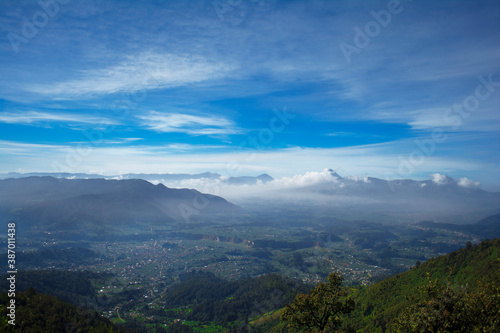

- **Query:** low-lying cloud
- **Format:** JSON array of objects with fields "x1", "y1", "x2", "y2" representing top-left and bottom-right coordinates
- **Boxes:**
[{"x1": 150, "y1": 169, "x2": 483, "y2": 200}]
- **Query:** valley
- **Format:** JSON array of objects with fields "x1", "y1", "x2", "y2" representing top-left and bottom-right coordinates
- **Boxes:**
[{"x1": 2, "y1": 212, "x2": 485, "y2": 331}]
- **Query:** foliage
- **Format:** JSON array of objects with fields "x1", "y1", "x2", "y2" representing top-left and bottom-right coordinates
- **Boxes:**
[
  {"x1": 12, "y1": 247, "x2": 102, "y2": 269},
  {"x1": 346, "y1": 238, "x2": 500, "y2": 332},
  {"x1": 0, "y1": 270, "x2": 112, "y2": 309},
  {"x1": 164, "y1": 271, "x2": 239, "y2": 307},
  {"x1": 0, "y1": 288, "x2": 128, "y2": 332},
  {"x1": 393, "y1": 273, "x2": 500, "y2": 332},
  {"x1": 162, "y1": 272, "x2": 309, "y2": 326},
  {"x1": 280, "y1": 273, "x2": 355, "y2": 332}
]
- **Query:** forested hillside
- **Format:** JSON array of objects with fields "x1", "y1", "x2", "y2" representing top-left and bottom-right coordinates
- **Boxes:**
[
  {"x1": 0, "y1": 288, "x2": 128, "y2": 332},
  {"x1": 258, "y1": 238, "x2": 500, "y2": 332},
  {"x1": 157, "y1": 272, "x2": 311, "y2": 331},
  {"x1": 346, "y1": 238, "x2": 500, "y2": 332}
]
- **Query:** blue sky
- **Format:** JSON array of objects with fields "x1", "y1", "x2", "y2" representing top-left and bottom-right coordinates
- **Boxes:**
[{"x1": 1, "y1": 0, "x2": 500, "y2": 189}]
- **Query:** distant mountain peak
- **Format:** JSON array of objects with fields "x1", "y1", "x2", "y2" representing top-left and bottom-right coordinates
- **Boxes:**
[
  {"x1": 226, "y1": 174, "x2": 274, "y2": 185},
  {"x1": 257, "y1": 174, "x2": 274, "y2": 182},
  {"x1": 327, "y1": 169, "x2": 342, "y2": 179}
]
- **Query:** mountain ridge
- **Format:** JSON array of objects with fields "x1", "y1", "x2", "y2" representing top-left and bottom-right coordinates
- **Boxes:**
[
  {"x1": 0, "y1": 177, "x2": 241, "y2": 238},
  {"x1": 0, "y1": 171, "x2": 275, "y2": 186}
]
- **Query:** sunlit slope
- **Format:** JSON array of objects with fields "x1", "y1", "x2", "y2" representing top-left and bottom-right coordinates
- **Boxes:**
[{"x1": 347, "y1": 238, "x2": 500, "y2": 332}]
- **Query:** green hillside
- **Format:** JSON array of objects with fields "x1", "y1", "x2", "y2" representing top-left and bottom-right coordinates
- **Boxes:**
[
  {"x1": 347, "y1": 238, "x2": 500, "y2": 332},
  {"x1": 0, "y1": 288, "x2": 129, "y2": 332},
  {"x1": 157, "y1": 272, "x2": 311, "y2": 331},
  {"x1": 257, "y1": 238, "x2": 500, "y2": 332}
]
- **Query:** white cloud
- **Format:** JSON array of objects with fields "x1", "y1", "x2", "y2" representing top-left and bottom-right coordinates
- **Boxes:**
[
  {"x1": 137, "y1": 111, "x2": 241, "y2": 135},
  {"x1": 428, "y1": 174, "x2": 480, "y2": 189},
  {"x1": 458, "y1": 177, "x2": 481, "y2": 189},
  {"x1": 70, "y1": 138, "x2": 144, "y2": 145},
  {"x1": 25, "y1": 52, "x2": 236, "y2": 97},
  {"x1": 152, "y1": 169, "x2": 340, "y2": 199},
  {"x1": 344, "y1": 176, "x2": 371, "y2": 183},
  {"x1": 0, "y1": 111, "x2": 118, "y2": 126},
  {"x1": 0, "y1": 140, "x2": 492, "y2": 189},
  {"x1": 407, "y1": 101, "x2": 500, "y2": 132},
  {"x1": 407, "y1": 107, "x2": 451, "y2": 129},
  {"x1": 270, "y1": 169, "x2": 337, "y2": 187},
  {"x1": 430, "y1": 173, "x2": 453, "y2": 185}
]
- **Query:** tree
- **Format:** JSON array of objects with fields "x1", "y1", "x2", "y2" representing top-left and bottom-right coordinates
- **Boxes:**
[
  {"x1": 393, "y1": 273, "x2": 500, "y2": 332},
  {"x1": 280, "y1": 273, "x2": 355, "y2": 332}
]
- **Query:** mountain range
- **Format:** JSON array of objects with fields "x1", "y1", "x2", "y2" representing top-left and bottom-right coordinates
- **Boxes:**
[
  {"x1": 1, "y1": 170, "x2": 499, "y2": 227},
  {"x1": 252, "y1": 169, "x2": 500, "y2": 224},
  {"x1": 0, "y1": 176, "x2": 240, "y2": 239},
  {"x1": 0, "y1": 172, "x2": 275, "y2": 186}
]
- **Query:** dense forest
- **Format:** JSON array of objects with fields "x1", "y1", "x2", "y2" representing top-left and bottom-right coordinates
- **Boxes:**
[
  {"x1": 345, "y1": 238, "x2": 500, "y2": 332},
  {"x1": 0, "y1": 288, "x2": 129, "y2": 332},
  {"x1": 0, "y1": 270, "x2": 113, "y2": 309}
]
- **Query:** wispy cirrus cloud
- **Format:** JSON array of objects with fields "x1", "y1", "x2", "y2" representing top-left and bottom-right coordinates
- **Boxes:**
[
  {"x1": 137, "y1": 111, "x2": 241, "y2": 136},
  {"x1": 0, "y1": 111, "x2": 118, "y2": 126},
  {"x1": 24, "y1": 52, "x2": 237, "y2": 98},
  {"x1": 69, "y1": 137, "x2": 143, "y2": 145},
  {"x1": 0, "y1": 140, "x2": 67, "y2": 156}
]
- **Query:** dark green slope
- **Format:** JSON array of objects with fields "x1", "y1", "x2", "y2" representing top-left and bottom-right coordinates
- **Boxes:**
[
  {"x1": 161, "y1": 272, "x2": 310, "y2": 327},
  {"x1": 0, "y1": 288, "x2": 129, "y2": 332},
  {"x1": 0, "y1": 270, "x2": 112, "y2": 309},
  {"x1": 347, "y1": 238, "x2": 500, "y2": 332},
  {"x1": 257, "y1": 238, "x2": 500, "y2": 332}
]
